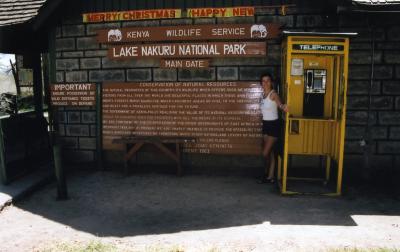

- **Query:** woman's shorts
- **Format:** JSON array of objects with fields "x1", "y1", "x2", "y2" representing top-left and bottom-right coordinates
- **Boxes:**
[{"x1": 262, "y1": 119, "x2": 281, "y2": 138}]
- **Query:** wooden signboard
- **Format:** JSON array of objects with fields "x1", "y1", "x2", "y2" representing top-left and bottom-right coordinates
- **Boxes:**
[
  {"x1": 109, "y1": 42, "x2": 266, "y2": 59},
  {"x1": 102, "y1": 82, "x2": 263, "y2": 155},
  {"x1": 50, "y1": 83, "x2": 96, "y2": 106},
  {"x1": 97, "y1": 24, "x2": 280, "y2": 43},
  {"x1": 83, "y1": 9, "x2": 181, "y2": 23},
  {"x1": 160, "y1": 59, "x2": 209, "y2": 68}
]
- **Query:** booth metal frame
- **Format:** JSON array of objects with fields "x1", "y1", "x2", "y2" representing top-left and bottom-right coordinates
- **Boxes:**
[{"x1": 278, "y1": 32, "x2": 356, "y2": 196}]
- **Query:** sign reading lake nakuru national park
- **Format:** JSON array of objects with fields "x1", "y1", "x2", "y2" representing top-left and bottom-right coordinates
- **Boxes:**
[
  {"x1": 108, "y1": 42, "x2": 266, "y2": 59},
  {"x1": 97, "y1": 24, "x2": 280, "y2": 43},
  {"x1": 50, "y1": 83, "x2": 96, "y2": 106}
]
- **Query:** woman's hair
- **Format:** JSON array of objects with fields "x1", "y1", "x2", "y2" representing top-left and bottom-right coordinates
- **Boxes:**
[
  {"x1": 260, "y1": 73, "x2": 274, "y2": 88},
  {"x1": 260, "y1": 73, "x2": 273, "y2": 82}
]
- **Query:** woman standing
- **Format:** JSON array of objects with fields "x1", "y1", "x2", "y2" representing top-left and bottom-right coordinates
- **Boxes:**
[{"x1": 258, "y1": 73, "x2": 288, "y2": 183}]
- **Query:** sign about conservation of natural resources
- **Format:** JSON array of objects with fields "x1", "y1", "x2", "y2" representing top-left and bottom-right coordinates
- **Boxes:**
[
  {"x1": 102, "y1": 82, "x2": 264, "y2": 155},
  {"x1": 97, "y1": 24, "x2": 280, "y2": 43},
  {"x1": 50, "y1": 83, "x2": 96, "y2": 106},
  {"x1": 108, "y1": 42, "x2": 267, "y2": 59}
]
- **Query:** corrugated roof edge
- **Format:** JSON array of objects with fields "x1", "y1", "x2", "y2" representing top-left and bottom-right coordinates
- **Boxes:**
[
  {"x1": 0, "y1": 0, "x2": 47, "y2": 27},
  {"x1": 0, "y1": 0, "x2": 64, "y2": 31},
  {"x1": 352, "y1": 0, "x2": 400, "y2": 5},
  {"x1": 283, "y1": 31, "x2": 358, "y2": 37}
]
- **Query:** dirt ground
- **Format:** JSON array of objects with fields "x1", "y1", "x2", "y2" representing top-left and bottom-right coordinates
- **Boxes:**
[{"x1": 0, "y1": 171, "x2": 400, "y2": 252}]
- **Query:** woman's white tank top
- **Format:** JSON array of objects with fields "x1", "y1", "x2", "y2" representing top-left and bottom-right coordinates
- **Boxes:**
[{"x1": 261, "y1": 90, "x2": 278, "y2": 120}]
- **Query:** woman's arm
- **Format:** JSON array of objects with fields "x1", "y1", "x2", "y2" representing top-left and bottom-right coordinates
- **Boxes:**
[{"x1": 271, "y1": 91, "x2": 289, "y2": 112}]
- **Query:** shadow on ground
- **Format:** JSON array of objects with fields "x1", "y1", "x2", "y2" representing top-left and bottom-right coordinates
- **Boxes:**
[{"x1": 14, "y1": 170, "x2": 400, "y2": 237}]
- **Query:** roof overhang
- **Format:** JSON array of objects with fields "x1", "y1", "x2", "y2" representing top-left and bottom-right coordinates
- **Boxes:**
[
  {"x1": 283, "y1": 31, "x2": 358, "y2": 37},
  {"x1": 339, "y1": 0, "x2": 400, "y2": 12},
  {"x1": 0, "y1": 0, "x2": 65, "y2": 53}
]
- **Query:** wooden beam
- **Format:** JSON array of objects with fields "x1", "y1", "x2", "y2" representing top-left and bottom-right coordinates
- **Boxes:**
[{"x1": 32, "y1": 0, "x2": 65, "y2": 31}]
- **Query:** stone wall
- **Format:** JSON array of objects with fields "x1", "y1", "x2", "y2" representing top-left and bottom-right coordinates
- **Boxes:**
[
  {"x1": 53, "y1": 3, "x2": 400, "y2": 180},
  {"x1": 339, "y1": 14, "x2": 400, "y2": 182},
  {"x1": 56, "y1": 105, "x2": 97, "y2": 165}
]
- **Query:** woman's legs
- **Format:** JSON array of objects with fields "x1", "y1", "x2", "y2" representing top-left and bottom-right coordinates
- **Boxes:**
[
  {"x1": 262, "y1": 135, "x2": 277, "y2": 179},
  {"x1": 268, "y1": 149, "x2": 275, "y2": 180}
]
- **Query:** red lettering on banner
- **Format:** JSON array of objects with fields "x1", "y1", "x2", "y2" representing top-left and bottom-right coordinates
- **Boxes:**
[
  {"x1": 220, "y1": 8, "x2": 227, "y2": 16},
  {"x1": 233, "y1": 7, "x2": 254, "y2": 16},
  {"x1": 233, "y1": 8, "x2": 240, "y2": 16},
  {"x1": 87, "y1": 14, "x2": 102, "y2": 22},
  {"x1": 191, "y1": 9, "x2": 199, "y2": 16},
  {"x1": 84, "y1": 9, "x2": 182, "y2": 22},
  {"x1": 248, "y1": 7, "x2": 255, "y2": 16}
]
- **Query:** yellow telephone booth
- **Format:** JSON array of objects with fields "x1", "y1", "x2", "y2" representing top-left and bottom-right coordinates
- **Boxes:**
[{"x1": 278, "y1": 32, "x2": 356, "y2": 196}]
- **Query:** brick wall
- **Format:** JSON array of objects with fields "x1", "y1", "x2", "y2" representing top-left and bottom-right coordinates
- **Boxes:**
[{"x1": 54, "y1": 4, "x2": 400, "y2": 180}]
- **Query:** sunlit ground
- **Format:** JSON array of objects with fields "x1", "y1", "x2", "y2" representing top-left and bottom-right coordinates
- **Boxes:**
[{"x1": 0, "y1": 172, "x2": 399, "y2": 252}]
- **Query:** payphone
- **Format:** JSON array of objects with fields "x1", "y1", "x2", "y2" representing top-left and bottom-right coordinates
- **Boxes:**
[
  {"x1": 305, "y1": 69, "x2": 327, "y2": 94},
  {"x1": 278, "y1": 31, "x2": 355, "y2": 196},
  {"x1": 303, "y1": 69, "x2": 327, "y2": 117}
]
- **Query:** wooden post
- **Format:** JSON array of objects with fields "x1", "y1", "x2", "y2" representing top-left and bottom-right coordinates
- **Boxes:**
[
  {"x1": 33, "y1": 52, "x2": 43, "y2": 117},
  {"x1": 0, "y1": 120, "x2": 8, "y2": 185},
  {"x1": 96, "y1": 82, "x2": 103, "y2": 170},
  {"x1": 53, "y1": 142, "x2": 68, "y2": 200}
]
